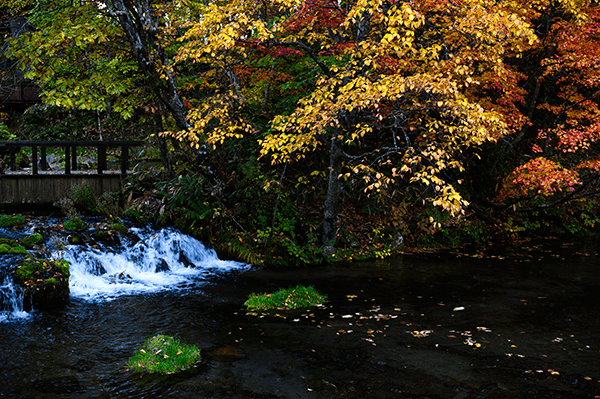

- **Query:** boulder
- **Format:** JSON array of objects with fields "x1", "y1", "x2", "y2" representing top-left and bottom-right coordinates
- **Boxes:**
[{"x1": 13, "y1": 258, "x2": 70, "y2": 310}]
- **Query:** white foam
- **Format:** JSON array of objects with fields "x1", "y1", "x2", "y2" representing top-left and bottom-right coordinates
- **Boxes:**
[
  {"x1": 56, "y1": 227, "x2": 248, "y2": 300},
  {"x1": 0, "y1": 275, "x2": 30, "y2": 323}
]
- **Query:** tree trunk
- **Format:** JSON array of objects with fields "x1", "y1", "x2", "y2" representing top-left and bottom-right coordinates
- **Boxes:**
[
  {"x1": 321, "y1": 5, "x2": 371, "y2": 253},
  {"x1": 322, "y1": 136, "x2": 343, "y2": 252},
  {"x1": 106, "y1": 1, "x2": 197, "y2": 137},
  {"x1": 154, "y1": 111, "x2": 175, "y2": 179}
]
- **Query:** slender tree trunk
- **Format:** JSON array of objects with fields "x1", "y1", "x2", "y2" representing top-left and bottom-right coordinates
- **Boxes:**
[
  {"x1": 321, "y1": 5, "x2": 371, "y2": 252},
  {"x1": 322, "y1": 136, "x2": 343, "y2": 251},
  {"x1": 105, "y1": 1, "x2": 199, "y2": 138},
  {"x1": 154, "y1": 111, "x2": 175, "y2": 179}
]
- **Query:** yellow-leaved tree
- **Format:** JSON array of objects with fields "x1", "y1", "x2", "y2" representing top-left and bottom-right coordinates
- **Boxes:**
[{"x1": 175, "y1": 0, "x2": 541, "y2": 249}]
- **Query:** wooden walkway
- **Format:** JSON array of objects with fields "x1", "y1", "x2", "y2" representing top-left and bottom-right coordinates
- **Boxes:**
[{"x1": 0, "y1": 140, "x2": 144, "y2": 205}]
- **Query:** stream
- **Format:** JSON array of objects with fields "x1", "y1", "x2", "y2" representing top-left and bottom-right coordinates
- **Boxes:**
[{"x1": 1, "y1": 217, "x2": 599, "y2": 398}]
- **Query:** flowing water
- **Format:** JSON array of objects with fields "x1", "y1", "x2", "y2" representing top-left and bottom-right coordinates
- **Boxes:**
[{"x1": 1, "y1": 219, "x2": 600, "y2": 398}]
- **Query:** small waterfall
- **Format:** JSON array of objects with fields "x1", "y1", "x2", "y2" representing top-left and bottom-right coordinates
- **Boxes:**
[
  {"x1": 1, "y1": 224, "x2": 249, "y2": 320},
  {"x1": 0, "y1": 256, "x2": 30, "y2": 323},
  {"x1": 55, "y1": 226, "x2": 249, "y2": 301}
]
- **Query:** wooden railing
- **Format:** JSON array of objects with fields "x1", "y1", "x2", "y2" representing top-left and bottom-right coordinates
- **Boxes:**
[{"x1": 0, "y1": 140, "x2": 144, "y2": 175}]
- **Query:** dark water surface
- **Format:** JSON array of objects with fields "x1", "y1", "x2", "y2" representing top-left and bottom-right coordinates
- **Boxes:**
[{"x1": 1, "y1": 239, "x2": 600, "y2": 398}]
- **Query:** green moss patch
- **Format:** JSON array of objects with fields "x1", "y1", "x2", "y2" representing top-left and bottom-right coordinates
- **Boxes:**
[
  {"x1": 127, "y1": 335, "x2": 201, "y2": 375},
  {"x1": 0, "y1": 239, "x2": 28, "y2": 254},
  {"x1": 14, "y1": 258, "x2": 70, "y2": 284},
  {"x1": 0, "y1": 214, "x2": 27, "y2": 228},
  {"x1": 110, "y1": 222, "x2": 128, "y2": 234},
  {"x1": 22, "y1": 233, "x2": 44, "y2": 249},
  {"x1": 63, "y1": 217, "x2": 87, "y2": 231},
  {"x1": 244, "y1": 285, "x2": 327, "y2": 311},
  {"x1": 14, "y1": 258, "x2": 70, "y2": 309}
]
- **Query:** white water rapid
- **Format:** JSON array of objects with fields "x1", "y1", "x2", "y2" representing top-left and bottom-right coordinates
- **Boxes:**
[
  {"x1": 0, "y1": 225, "x2": 248, "y2": 321},
  {"x1": 0, "y1": 273, "x2": 29, "y2": 323},
  {"x1": 57, "y1": 226, "x2": 249, "y2": 300}
]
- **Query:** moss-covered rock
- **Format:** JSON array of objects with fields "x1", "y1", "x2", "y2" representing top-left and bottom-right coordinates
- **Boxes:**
[
  {"x1": 68, "y1": 234, "x2": 85, "y2": 245},
  {"x1": 94, "y1": 230, "x2": 110, "y2": 241},
  {"x1": 63, "y1": 217, "x2": 86, "y2": 231},
  {"x1": 22, "y1": 233, "x2": 44, "y2": 249},
  {"x1": 110, "y1": 222, "x2": 128, "y2": 234},
  {"x1": 0, "y1": 214, "x2": 27, "y2": 227},
  {"x1": 0, "y1": 239, "x2": 28, "y2": 254},
  {"x1": 13, "y1": 258, "x2": 70, "y2": 310}
]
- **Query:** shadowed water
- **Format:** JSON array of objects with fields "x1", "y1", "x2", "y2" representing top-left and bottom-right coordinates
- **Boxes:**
[{"x1": 1, "y1": 222, "x2": 599, "y2": 398}]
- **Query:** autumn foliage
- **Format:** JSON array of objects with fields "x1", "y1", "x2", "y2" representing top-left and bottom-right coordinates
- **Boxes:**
[{"x1": 3, "y1": 0, "x2": 600, "y2": 255}]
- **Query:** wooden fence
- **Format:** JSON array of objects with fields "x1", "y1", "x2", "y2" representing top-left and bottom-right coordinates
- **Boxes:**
[{"x1": 0, "y1": 140, "x2": 144, "y2": 205}]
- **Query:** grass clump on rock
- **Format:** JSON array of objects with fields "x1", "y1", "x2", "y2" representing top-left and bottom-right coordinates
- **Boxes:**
[
  {"x1": 127, "y1": 335, "x2": 201, "y2": 375},
  {"x1": 244, "y1": 285, "x2": 327, "y2": 310}
]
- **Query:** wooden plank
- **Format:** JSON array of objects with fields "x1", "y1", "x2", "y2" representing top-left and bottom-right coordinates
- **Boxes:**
[
  {"x1": 0, "y1": 140, "x2": 144, "y2": 146},
  {"x1": 0, "y1": 175, "x2": 125, "y2": 204}
]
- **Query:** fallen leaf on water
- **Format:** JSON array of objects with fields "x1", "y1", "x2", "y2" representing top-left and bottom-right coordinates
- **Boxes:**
[{"x1": 410, "y1": 330, "x2": 432, "y2": 338}]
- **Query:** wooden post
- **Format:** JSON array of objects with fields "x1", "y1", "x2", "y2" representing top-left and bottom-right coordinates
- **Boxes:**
[
  {"x1": 98, "y1": 144, "x2": 106, "y2": 174},
  {"x1": 10, "y1": 146, "x2": 16, "y2": 171},
  {"x1": 65, "y1": 146, "x2": 71, "y2": 175},
  {"x1": 41, "y1": 146, "x2": 47, "y2": 171},
  {"x1": 72, "y1": 146, "x2": 78, "y2": 171},
  {"x1": 120, "y1": 145, "x2": 129, "y2": 175},
  {"x1": 32, "y1": 145, "x2": 38, "y2": 175}
]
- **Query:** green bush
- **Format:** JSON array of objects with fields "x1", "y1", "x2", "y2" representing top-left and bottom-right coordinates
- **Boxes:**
[
  {"x1": 126, "y1": 335, "x2": 201, "y2": 375},
  {"x1": 68, "y1": 183, "x2": 97, "y2": 212}
]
